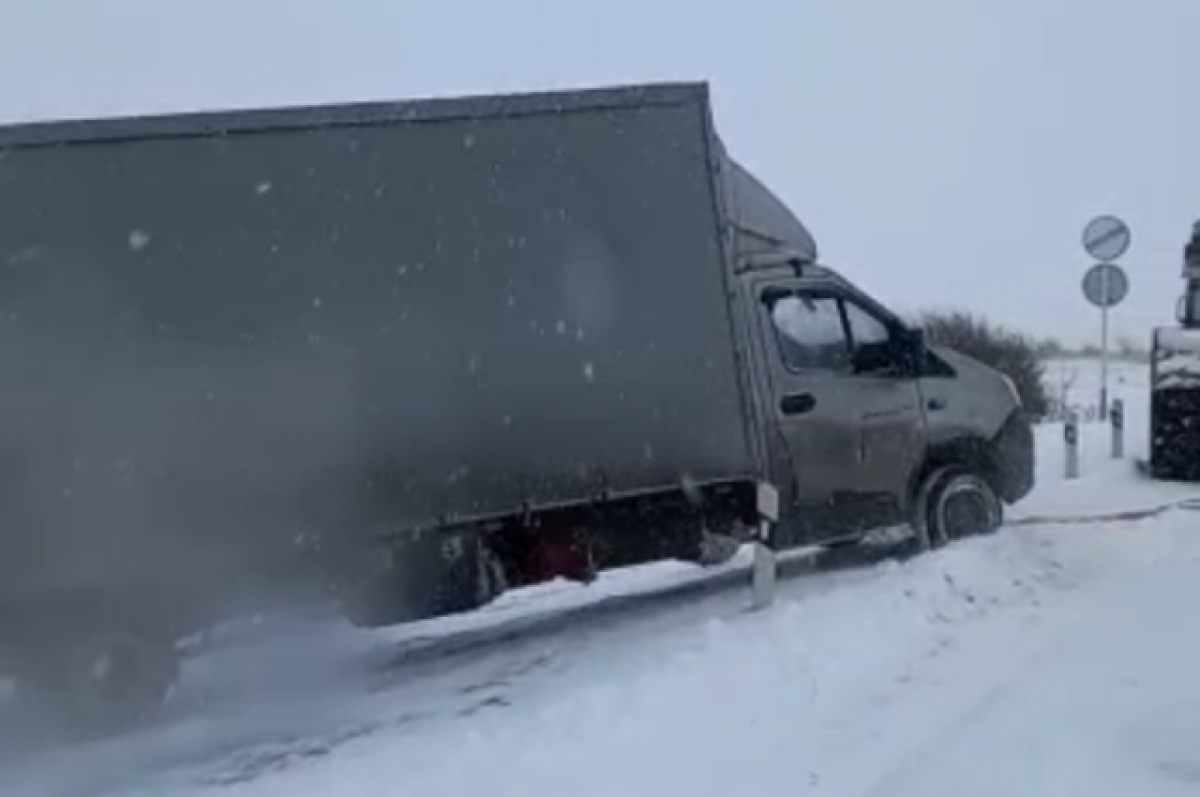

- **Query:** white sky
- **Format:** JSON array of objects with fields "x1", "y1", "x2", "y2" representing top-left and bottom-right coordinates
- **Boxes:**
[{"x1": 3, "y1": 0, "x2": 1197, "y2": 346}]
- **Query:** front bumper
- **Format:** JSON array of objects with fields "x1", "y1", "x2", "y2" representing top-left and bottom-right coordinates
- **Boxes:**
[{"x1": 992, "y1": 409, "x2": 1035, "y2": 503}]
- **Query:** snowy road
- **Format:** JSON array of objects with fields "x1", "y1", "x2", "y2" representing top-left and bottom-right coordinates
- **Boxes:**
[
  {"x1": 177, "y1": 511, "x2": 1198, "y2": 797},
  {"x1": 874, "y1": 534, "x2": 1200, "y2": 797},
  {"x1": 12, "y1": 358, "x2": 1200, "y2": 797}
]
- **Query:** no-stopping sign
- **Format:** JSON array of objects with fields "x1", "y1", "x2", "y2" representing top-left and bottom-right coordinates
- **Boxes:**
[{"x1": 1082, "y1": 215, "x2": 1132, "y2": 262}]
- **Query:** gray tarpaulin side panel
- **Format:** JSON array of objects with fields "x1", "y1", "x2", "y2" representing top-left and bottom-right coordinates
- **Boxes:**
[
  {"x1": 720, "y1": 155, "x2": 818, "y2": 263},
  {"x1": 0, "y1": 83, "x2": 759, "y2": 596}
]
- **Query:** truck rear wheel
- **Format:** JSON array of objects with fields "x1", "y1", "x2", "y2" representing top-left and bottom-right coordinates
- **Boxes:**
[{"x1": 13, "y1": 627, "x2": 180, "y2": 738}]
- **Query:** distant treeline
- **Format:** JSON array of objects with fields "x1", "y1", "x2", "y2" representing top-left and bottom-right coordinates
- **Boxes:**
[{"x1": 1035, "y1": 337, "x2": 1149, "y2": 363}]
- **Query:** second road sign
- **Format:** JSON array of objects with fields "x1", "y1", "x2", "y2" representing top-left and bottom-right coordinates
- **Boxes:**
[{"x1": 1082, "y1": 262, "x2": 1129, "y2": 308}]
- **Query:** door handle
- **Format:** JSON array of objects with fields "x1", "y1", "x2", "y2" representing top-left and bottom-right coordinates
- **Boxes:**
[
  {"x1": 927, "y1": 397, "x2": 947, "y2": 411},
  {"x1": 781, "y1": 393, "x2": 817, "y2": 416}
]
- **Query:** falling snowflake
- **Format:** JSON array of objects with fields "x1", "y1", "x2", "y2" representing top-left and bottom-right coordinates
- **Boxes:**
[{"x1": 128, "y1": 230, "x2": 152, "y2": 251}]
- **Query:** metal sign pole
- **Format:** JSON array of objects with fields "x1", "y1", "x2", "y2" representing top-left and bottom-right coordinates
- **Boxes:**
[
  {"x1": 1110, "y1": 397, "x2": 1125, "y2": 459},
  {"x1": 1100, "y1": 270, "x2": 1110, "y2": 421},
  {"x1": 1081, "y1": 216, "x2": 1131, "y2": 425}
]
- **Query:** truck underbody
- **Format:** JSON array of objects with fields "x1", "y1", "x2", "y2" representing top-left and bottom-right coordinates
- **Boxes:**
[
  {"x1": 1, "y1": 475, "x2": 769, "y2": 737},
  {"x1": 334, "y1": 477, "x2": 766, "y2": 629}
]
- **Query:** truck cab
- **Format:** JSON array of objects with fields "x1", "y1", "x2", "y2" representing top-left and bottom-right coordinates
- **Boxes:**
[{"x1": 722, "y1": 158, "x2": 1034, "y2": 550}]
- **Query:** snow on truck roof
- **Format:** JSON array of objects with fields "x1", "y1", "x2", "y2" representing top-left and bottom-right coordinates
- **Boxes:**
[{"x1": 0, "y1": 81, "x2": 818, "y2": 263}]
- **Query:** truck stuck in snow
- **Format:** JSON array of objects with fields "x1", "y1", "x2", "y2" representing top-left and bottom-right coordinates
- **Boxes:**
[{"x1": 0, "y1": 82, "x2": 1034, "y2": 735}]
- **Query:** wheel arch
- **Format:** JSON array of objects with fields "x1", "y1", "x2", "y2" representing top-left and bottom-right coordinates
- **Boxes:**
[{"x1": 910, "y1": 434, "x2": 1004, "y2": 508}]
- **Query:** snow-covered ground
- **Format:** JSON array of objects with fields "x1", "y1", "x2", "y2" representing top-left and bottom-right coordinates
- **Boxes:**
[
  {"x1": 1024, "y1": 356, "x2": 1196, "y2": 518},
  {"x1": 11, "y1": 356, "x2": 1200, "y2": 797}
]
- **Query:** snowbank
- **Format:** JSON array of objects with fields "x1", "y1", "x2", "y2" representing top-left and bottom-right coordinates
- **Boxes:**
[
  {"x1": 13, "y1": 353, "x2": 1196, "y2": 797},
  {"x1": 179, "y1": 510, "x2": 1195, "y2": 797}
]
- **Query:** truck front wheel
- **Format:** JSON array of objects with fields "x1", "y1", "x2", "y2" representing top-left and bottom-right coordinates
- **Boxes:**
[
  {"x1": 913, "y1": 466, "x2": 1003, "y2": 552},
  {"x1": 13, "y1": 627, "x2": 180, "y2": 737}
]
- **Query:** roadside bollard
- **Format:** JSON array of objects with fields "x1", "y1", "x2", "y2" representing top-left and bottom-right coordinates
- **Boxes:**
[
  {"x1": 751, "y1": 519, "x2": 777, "y2": 611},
  {"x1": 1064, "y1": 412, "x2": 1081, "y2": 479},
  {"x1": 750, "y1": 482, "x2": 779, "y2": 611},
  {"x1": 1110, "y1": 398, "x2": 1125, "y2": 460}
]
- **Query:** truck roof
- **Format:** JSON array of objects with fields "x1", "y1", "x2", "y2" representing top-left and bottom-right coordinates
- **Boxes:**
[
  {"x1": 0, "y1": 82, "x2": 820, "y2": 264},
  {"x1": 0, "y1": 83, "x2": 707, "y2": 147}
]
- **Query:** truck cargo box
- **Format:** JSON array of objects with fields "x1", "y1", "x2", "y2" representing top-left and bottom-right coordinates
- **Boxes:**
[{"x1": 0, "y1": 84, "x2": 760, "y2": 598}]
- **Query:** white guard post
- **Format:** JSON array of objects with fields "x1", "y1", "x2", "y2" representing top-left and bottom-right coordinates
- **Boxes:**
[
  {"x1": 1110, "y1": 397, "x2": 1125, "y2": 459},
  {"x1": 1064, "y1": 411, "x2": 1081, "y2": 480},
  {"x1": 751, "y1": 481, "x2": 780, "y2": 610}
]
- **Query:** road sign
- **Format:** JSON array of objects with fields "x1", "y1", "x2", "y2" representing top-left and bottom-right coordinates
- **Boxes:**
[
  {"x1": 1082, "y1": 262, "x2": 1129, "y2": 308},
  {"x1": 1082, "y1": 215, "x2": 1132, "y2": 262}
]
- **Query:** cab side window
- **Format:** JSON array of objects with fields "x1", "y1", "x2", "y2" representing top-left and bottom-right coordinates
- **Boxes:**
[
  {"x1": 843, "y1": 300, "x2": 890, "y2": 348},
  {"x1": 768, "y1": 290, "x2": 896, "y2": 373},
  {"x1": 769, "y1": 294, "x2": 851, "y2": 371}
]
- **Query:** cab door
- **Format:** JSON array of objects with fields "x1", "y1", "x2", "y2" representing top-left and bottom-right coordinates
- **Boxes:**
[{"x1": 753, "y1": 281, "x2": 927, "y2": 545}]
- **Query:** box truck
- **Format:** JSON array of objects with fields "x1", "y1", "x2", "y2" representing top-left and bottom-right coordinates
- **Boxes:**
[{"x1": 0, "y1": 82, "x2": 1033, "y2": 733}]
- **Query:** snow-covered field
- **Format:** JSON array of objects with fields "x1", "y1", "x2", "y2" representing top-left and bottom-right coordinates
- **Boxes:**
[{"x1": 10, "y1": 356, "x2": 1200, "y2": 797}]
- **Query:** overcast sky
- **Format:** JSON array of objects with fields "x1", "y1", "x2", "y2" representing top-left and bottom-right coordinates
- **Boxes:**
[{"x1": 2, "y1": 0, "x2": 1196, "y2": 346}]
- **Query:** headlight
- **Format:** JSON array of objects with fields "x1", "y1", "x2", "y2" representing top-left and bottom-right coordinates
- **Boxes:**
[{"x1": 1000, "y1": 374, "x2": 1022, "y2": 407}]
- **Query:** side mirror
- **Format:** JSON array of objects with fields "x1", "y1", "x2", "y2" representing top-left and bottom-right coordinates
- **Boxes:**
[
  {"x1": 909, "y1": 327, "x2": 928, "y2": 362},
  {"x1": 852, "y1": 329, "x2": 924, "y2": 376},
  {"x1": 851, "y1": 341, "x2": 900, "y2": 375}
]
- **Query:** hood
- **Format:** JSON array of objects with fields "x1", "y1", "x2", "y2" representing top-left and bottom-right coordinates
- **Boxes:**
[{"x1": 923, "y1": 345, "x2": 1022, "y2": 436}]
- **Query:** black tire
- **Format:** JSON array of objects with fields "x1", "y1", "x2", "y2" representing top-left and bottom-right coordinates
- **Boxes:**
[{"x1": 912, "y1": 466, "x2": 1003, "y2": 553}]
